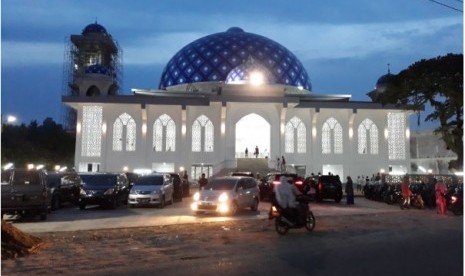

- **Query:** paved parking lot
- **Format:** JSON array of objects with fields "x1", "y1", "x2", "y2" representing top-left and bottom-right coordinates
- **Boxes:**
[{"x1": 8, "y1": 197, "x2": 403, "y2": 233}]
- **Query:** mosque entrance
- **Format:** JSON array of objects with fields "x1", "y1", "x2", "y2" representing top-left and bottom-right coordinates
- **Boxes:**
[{"x1": 235, "y1": 113, "x2": 270, "y2": 158}]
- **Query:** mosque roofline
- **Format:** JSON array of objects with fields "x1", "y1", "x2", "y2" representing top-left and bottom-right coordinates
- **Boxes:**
[{"x1": 63, "y1": 93, "x2": 415, "y2": 112}]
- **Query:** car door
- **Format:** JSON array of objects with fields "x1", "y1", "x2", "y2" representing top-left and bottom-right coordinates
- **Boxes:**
[{"x1": 236, "y1": 179, "x2": 247, "y2": 207}]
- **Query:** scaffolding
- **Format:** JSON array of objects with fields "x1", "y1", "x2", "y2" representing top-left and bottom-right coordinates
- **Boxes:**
[{"x1": 61, "y1": 27, "x2": 123, "y2": 130}]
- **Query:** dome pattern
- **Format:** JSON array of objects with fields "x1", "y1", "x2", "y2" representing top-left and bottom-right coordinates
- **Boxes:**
[
  {"x1": 85, "y1": 64, "x2": 112, "y2": 76},
  {"x1": 159, "y1": 27, "x2": 311, "y2": 90},
  {"x1": 82, "y1": 23, "x2": 108, "y2": 35}
]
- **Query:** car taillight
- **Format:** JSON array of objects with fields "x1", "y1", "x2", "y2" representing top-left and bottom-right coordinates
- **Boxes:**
[
  {"x1": 295, "y1": 181, "x2": 303, "y2": 185},
  {"x1": 272, "y1": 181, "x2": 280, "y2": 185},
  {"x1": 318, "y1": 183, "x2": 322, "y2": 191},
  {"x1": 451, "y1": 195, "x2": 458, "y2": 203}
]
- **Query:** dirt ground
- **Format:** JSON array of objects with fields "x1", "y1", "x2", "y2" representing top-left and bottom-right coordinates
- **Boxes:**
[{"x1": 2, "y1": 209, "x2": 462, "y2": 275}]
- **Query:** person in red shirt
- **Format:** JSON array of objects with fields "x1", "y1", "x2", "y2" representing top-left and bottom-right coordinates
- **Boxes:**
[
  {"x1": 400, "y1": 176, "x2": 411, "y2": 210},
  {"x1": 435, "y1": 178, "x2": 447, "y2": 215}
]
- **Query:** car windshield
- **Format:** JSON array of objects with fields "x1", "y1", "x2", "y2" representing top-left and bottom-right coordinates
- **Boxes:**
[
  {"x1": 204, "y1": 179, "x2": 237, "y2": 190},
  {"x1": 1, "y1": 171, "x2": 11, "y2": 184},
  {"x1": 80, "y1": 174, "x2": 117, "y2": 186},
  {"x1": 12, "y1": 171, "x2": 41, "y2": 185},
  {"x1": 135, "y1": 176, "x2": 164, "y2": 186}
]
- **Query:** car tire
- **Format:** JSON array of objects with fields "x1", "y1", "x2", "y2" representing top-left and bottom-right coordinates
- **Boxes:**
[
  {"x1": 250, "y1": 198, "x2": 259, "y2": 211},
  {"x1": 79, "y1": 203, "x2": 86, "y2": 210},
  {"x1": 40, "y1": 211, "x2": 47, "y2": 221},
  {"x1": 158, "y1": 196, "x2": 165, "y2": 209},
  {"x1": 335, "y1": 197, "x2": 342, "y2": 203}
]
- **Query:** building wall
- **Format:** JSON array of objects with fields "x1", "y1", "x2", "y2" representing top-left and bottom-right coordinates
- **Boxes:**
[{"x1": 73, "y1": 100, "x2": 411, "y2": 181}]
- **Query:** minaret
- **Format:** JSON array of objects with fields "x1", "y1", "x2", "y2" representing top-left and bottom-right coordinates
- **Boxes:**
[{"x1": 62, "y1": 21, "x2": 122, "y2": 129}]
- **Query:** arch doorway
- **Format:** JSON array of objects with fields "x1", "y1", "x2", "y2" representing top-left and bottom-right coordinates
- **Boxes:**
[{"x1": 235, "y1": 113, "x2": 270, "y2": 158}]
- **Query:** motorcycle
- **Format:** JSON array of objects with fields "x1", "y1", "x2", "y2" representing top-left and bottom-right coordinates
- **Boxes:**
[
  {"x1": 271, "y1": 195, "x2": 316, "y2": 235},
  {"x1": 447, "y1": 189, "x2": 463, "y2": 216}
]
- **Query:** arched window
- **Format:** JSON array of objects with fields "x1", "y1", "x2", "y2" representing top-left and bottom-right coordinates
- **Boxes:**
[
  {"x1": 113, "y1": 113, "x2": 136, "y2": 151},
  {"x1": 153, "y1": 114, "x2": 176, "y2": 152},
  {"x1": 358, "y1": 119, "x2": 379, "y2": 154},
  {"x1": 192, "y1": 115, "x2": 214, "y2": 152},
  {"x1": 387, "y1": 112, "x2": 406, "y2": 160},
  {"x1": 322, "y1": 117, "x2": 343, "y2": 154},
  {"x1": 81, "y1": 106, "x2": 102, "y2": 157},
  {"x1": 285, "y1": 117, "x2": 306, "y2": 153}
]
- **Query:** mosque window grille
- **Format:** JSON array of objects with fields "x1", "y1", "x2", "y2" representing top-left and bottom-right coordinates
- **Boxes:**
[
  {"x1": 112, "y1": 113, "x2": 136, "y2": 152},
  {"x1": 81, "y1": 106, "x2": 102, "y2": 157},
  {"x1": 285, "y1": 117, "x2": 306, "y2": 153},
  {"x1": 387, "y1": 112, "x2": 406, "y2": 160},
  {"x1": 357, "y1": 119, "x2": 379, "y2": 155},
  {"x1": 192, "y1": 115, "x2": 214, "y2": 152},
  {"x1": 153, "y1": 114, "x2": 176, "y2": 152},
  {"x1": 322, "y1": 117, "x2": 343, "y2": 154}
]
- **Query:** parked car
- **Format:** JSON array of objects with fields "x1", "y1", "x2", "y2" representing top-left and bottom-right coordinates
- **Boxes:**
[
  {"x1": 78, "y1": 173, "x2": 130, "y2": 210},
  {"x1": 259, "y1": 172, "x2": 304, "y2": 201},
  {"x1": 169, "y1": 173, "x2": 183, "y2": 202},
  {"x1": 1, "y1": 169, "x2": 50, "y2": 220},
  {"x1": 191, "y1": 176, "x2": 260, "y2": 215},
  {"x1": 315, "y1": 175, "x2": 343, "y2": 202},
  {"x1": 46, "y1": 171, "x2": 81, "y2": 210},
  {"x1": 128, "y1": 174, "x2": 174, "y2": 208}
]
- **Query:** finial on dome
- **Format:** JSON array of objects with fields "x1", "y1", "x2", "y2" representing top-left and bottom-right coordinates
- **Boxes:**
[
  {"x1": 387, "y1": 63, "x2": 391, "y2": 74},
  {"x1": 227, "y1": 27, "x2": 244, "y2": 33}
]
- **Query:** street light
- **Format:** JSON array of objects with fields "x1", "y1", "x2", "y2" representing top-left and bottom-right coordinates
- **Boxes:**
[{"x1": 6, "y1": 115, "x2": 17, "y2": 123}]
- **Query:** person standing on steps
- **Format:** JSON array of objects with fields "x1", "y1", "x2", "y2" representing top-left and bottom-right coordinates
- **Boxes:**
[
  {"x1": 245, "y1": 147, "x2": 248, "y2": 158},
  {"x1": 198, "y1": 173, "x2": 208, "y2": 190},
  {"x1": 254, "y1": 146, "x2": 259, "y2": 158},
  {"x1": 281, "y1": 156, "x2": 286, "y2": 172}
]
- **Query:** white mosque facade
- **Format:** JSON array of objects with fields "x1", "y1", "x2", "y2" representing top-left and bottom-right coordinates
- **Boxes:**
[{"x1": 63, "y1": 24, "x2": 412, "y2": 180}]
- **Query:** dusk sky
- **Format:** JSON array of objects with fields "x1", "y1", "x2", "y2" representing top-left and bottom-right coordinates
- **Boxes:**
[{"x1": 1, "y1": 0, "x2": 463, "y2": 130}]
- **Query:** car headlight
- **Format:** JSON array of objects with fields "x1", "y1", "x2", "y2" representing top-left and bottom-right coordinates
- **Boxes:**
[
  {"x1": 129, "y1": 189, "x2": 136, "y2": 195},
  {"x1": 218, "y1": 192, "x2": 228, "y2": 202},
  {"x1": 104, "y1": 188, "x2": 115, "y2": 195},
  {"x1": 193, "y1": 192, "x2": 200, "y2": 201},
  {"x1": 151, "y1": 190, "x2": 161, "y2": 195},
  {"x1": 80, "y1": 188, "x2": 86, "y2": 195}
]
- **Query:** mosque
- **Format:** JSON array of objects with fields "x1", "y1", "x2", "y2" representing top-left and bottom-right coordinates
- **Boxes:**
[{"x1": 63, "y1": 23, "x2": 413, "y2": 180}]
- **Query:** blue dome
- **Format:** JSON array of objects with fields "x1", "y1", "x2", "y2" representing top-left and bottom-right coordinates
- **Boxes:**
[
  {"x1": 85, "y1": 64, "x2": 112, "y2": 76},
  {"x1": 159, "y1": 27, "x2": 312, "y2": 90},
  {"x1": 82, "y1": 23, "x2": 108, "y2": 35},
  {"x1": 375, "y1": 72, "x2": 394, "y2": 91}
]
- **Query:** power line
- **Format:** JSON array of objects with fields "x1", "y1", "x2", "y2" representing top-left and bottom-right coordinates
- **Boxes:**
[{"x1": 427, "y1": 0, "x2": 463, "y2": 12}]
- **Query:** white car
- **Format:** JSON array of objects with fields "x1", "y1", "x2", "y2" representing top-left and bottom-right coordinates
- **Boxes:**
[
  {"x1": 191, "y1": 176, "x2": 260, "y2": 215},
  {"x1": 128, "y1": 174, "x2": 173, "y2": 208}
]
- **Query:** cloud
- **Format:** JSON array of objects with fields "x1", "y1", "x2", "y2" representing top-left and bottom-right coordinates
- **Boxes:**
[
  {"x1": 2, "y1": 15, "x2": 460, "y2": 68},
  {"x1": 2, "y1": 41, "x2": 65, "y2": 66}
]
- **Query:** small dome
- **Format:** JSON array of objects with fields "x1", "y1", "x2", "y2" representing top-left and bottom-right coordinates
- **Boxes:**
[
  {"x1": 85, "y1": 64, "x2": 112, "y2": 76},
  {"x1": 375, "y1": 72, "x2": 393, "y2": 92},
  {"x1": 82, "y1": 23, "x2": 108, "y2": 35},
  {"x1": 159, "y1": 27, "x2": 312, "y2": 91}
]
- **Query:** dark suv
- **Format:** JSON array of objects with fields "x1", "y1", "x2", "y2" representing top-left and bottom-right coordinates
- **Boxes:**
[
  {"x1": 1, "y1": 169, "x2": 50, "y2": 220},
  {"x1": 260, "y1": 172, "x2": 304, "y2": 201},
  {"x1": 78, "y1": 173, "x2": 130, "y2": 209},
  {"x1": 312, "y1": 175, "x2": 343, "y2": 202},
  {"x1": 47, "y1": 171, "x2": 81, "y2": 210}
]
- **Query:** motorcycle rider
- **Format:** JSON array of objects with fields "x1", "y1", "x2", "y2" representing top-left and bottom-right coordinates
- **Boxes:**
[
  {"x1": 400, "y1": 176, "x2": 412, "y2": 209},
  {"x1": 275, "y1": 176, "x2": 302, "y2": 225}
]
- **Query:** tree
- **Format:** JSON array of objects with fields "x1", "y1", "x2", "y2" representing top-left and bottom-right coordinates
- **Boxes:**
[
  {"x1": 378, "y1": 53, "x2": 463, "y2": 171},
  {"x1": 1, "y1": 118, "x2": 75, "y2": 169}
]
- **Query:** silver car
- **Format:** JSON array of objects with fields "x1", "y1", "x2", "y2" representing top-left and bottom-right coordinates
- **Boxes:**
[
  {"x1": 191, "y1": 176, "x2": 260, "y2": 215},
  {"x1": 128, "y1": 174, "x2": 173, "y2": 208}
]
